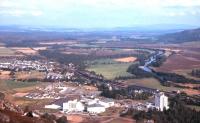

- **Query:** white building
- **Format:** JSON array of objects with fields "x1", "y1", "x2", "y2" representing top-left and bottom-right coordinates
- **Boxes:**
[
  {"x1": 63, "y1": 99, "x2": 85, "y2": 112},
  {"x1": 155, "y1": 92, "x2": 169, "y2": 111},
  {"x1": 87, "y1": 104, "x2": 106, "y2": 114},
  {"x1": 45, "y1": 104, "x2": 61, "y2": 110},
  {"x1": 63, "y1": 98, "x2": 115, "y2": 114}
]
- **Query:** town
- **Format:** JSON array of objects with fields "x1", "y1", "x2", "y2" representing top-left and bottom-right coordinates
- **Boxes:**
[
  {"x1": 0, "y1": 1, "x2": 200, "y2": 122},
  {"x1": 0, "y1": 54, "x2": 177, "y2": 123}
]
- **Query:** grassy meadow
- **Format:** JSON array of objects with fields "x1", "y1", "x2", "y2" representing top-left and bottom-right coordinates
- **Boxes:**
[
  {"x1": 124, "y1": 78, "x2": 184, "y2": 92},
  {"x1": 86, "y1": 58, "x2": 135, "y2": 79},
  {"x1": 0, "y1": 80, "x2": 40, "y2": 92}
]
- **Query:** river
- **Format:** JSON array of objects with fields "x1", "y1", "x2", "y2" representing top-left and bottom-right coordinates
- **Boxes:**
[{"x1": 139, "y1": 50, "x2": 164, "y2": 73}]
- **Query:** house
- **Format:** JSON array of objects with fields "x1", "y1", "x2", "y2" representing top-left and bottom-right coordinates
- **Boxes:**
[{"x1": 155, "y1": 92, "x2": 169, "y2": 111}]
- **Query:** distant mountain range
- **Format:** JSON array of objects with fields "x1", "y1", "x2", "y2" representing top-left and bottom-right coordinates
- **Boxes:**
[
  {"x1": 0, "y1": 24, "x2": 198, "y2": 33},
  {"x1": 158, "y1": 28, "x2": 200, "y2": 43},
  {"x1": 0, "y1": 25, "x2": 200, "y2": 44}
]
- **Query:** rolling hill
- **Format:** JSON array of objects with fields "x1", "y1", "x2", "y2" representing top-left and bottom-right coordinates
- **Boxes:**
[{"x1": 158, "y1": 28, "x2": 200, "y2": 43}]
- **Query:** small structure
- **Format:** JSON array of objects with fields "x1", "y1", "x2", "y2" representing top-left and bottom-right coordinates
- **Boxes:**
[{"x1": 155, "y1": 92, "x2": 169, "y2": 111}]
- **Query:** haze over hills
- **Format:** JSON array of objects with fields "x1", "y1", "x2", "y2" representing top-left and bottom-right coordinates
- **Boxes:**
[
  {"x1": 0, "y1": 24, "x2": 198, "y2": 33},
  {"x1": 158, "y1": 27, "x2": 200, "y2": 43}
]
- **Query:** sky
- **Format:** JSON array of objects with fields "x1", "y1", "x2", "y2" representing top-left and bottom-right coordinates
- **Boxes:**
[{"x1": 0, "y1": 0, "x2": 200, "y2": 28}]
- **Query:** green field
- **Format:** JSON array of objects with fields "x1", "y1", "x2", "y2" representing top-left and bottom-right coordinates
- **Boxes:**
[
  {"x1": 6, "y1": 80, "x2": 39, "y2": 89},
  {"x1": 86, "y1": 60, "x2": 133, "y2": 79},
  {"x1": 86, "y1": 58, "x2": 118, "y2": 65},
  {"x1": 124, "y1": 78, "x2": 184, "y2": 92},
  {"x1": 0, "y1": 80, "x2": 39, "y2": 92}
]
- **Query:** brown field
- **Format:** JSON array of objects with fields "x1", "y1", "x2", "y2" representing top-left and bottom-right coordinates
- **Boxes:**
[
  {"x1": 153, "y1": 42, "x2": 200, "y2": 73},
  {"x1": 153, "y1": 45, "x2": 200, "y2": 86},
  {"x1": 67, "y1": 115, "x2": 135, "y2": 123},
  {"x1": 10, "y1": 47, "x2": 37, "y2": 55},
  {"x1": 155, "y1": 53, "x2": 200, "y2": 72},
  {"x1": 0, "y1": 46, "x2": 17, "y2": 56},
  {"x1": 106, "y1": 117, "x2": 135, "y2": 123},
  {"x1": 182, "y1": 89, "x2": 200, "y2": 95},
  {"x1": 13, "y1": 92, "x2": 29, "y2": 97},
  {"x1": 68, "y1": 115, "x2": 84, "y2": 123},
  {"x1": 114, "y1": 57, "x2": 137, "y2": 63},
  {"x1": 176, "y1": 83, "x2": 200, "y2": 88},
  {"x1": 0, "y1": 70, "x2": 11, "y2": 79},
  {"x1": 15, "y1": 71, "x2": 45, "y2": 80}
]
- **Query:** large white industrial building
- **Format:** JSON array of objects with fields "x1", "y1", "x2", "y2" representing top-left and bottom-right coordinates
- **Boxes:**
[
  {"x1": 62, "y1": 98, "x2": 115, "y2": 114},
  {"x1": 155, "y1": 92, "x2": 169, "y2": 111},
  {"x1": 63, "y1": 99, "x2": 85, "y2": 112}
]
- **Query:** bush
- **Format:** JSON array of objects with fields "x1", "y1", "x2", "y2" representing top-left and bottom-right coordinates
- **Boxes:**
[{"x1": 56, "y1": 116, "x2": 68, "y2": 123}]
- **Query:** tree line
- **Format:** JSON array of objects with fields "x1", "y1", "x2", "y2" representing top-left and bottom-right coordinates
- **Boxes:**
[
  {"x1": 191, "y1": 69, "x2": 200, "y2": 78},
  {"x1": 121, "y1": 95, "x2": 200, "y2": 123}
]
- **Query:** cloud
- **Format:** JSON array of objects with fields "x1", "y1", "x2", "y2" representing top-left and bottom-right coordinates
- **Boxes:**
[
  {"x1": 0, "y1": 9, "x2": 43, "y2": 17},
  {"x1": 0, "y1": 9, "x2": 26, "y2": 16},
  {"x1": 166, "y1": 12, "x2": 186, "y2": 17},
  {"x1": 0, "y1": 0, "x2": 43, "y2": 16},
  {"x1": 1, "y1": 0, "x2": 200, "y2": 16},
  {"x1": 31, "y1": 10, "x2": 43, "y2": 16},
  {"x1": 0, "y1": 0, "x2": 199, "y2": 27}
]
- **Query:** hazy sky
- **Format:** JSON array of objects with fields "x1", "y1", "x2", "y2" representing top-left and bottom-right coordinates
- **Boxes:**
[{"x1": 0, "y1": 0, "x2": 200, "y2": 28}]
